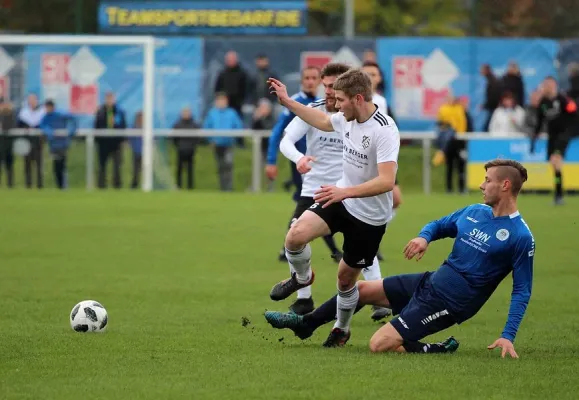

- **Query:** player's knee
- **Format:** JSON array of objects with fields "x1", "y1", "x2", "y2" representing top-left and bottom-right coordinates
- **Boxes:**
[
  {"x1": 285, "y1": 223, "x2": 307, "y2": 250},
  {"x1": 369, "y1": 333, "x2": 399, "y2": 353}
]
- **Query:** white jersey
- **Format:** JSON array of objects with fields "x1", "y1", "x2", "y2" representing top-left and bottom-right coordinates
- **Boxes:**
[
  {"x1": 330, "y1": 108, "x2": 400, "y2": 226},
  {"x1": 372, "y1": 93, "x2": 388, "y2": 115},
  {"x1": 280, "y1": 100, "x2": 343, "y2": 197}
]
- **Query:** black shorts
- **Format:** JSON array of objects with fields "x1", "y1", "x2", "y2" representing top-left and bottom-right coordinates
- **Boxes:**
[
  {"x1": 306, "y1": 201, "x2": 386, "y2": 268},
  {"x1": 383, "y1": 272, "x2": 457, "y2": 342},
  {"x1": 291, "y1": 196, "x2": 315, "y2": 222},
  {"x1": 547, "y1": 132, "x2": 572, "y2": 160}
]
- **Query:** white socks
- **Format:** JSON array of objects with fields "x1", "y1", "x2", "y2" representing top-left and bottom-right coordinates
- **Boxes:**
[
  {"x1": 334, "y1": 283, "x2": 359, "y2": 331},
  {"x1": 362, "y1": 257, "x2": 382, "y2": 281},
  {"x1": 285, "y1": 244, "x2": 312, "y2": 284},
  {"x1": 290, "y1": 264, "x2": 313, "y2": 299}
]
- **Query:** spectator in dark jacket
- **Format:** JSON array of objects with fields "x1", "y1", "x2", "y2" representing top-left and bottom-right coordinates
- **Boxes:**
[
  {"x1": 17, "y1": 93, "x2": 45, "y2": 188},
  {"x1": 94, "y1": 92, "x2": 126, "y2": 189},
  {"x1": 502, "y1": 62, "x2": 525, "y2": 107},
  {"x1": 215, "y1": 51, "x2": 248, "y2": 118},
  {"x1": 480, "y1": 64, "x2": 502, "y2": 132},
  {"x1": 129, "y1": 111, "x2": 143, "y2": 189},
  {"x1": 251, "y1": 54, "x2": 278, "y2": 105},
  {"x1": 173, "y1": 107, "x2": 200, "y2": 190},
  {"x1": 39, "y1": 100, "x2": 76, "y2": 190},
  {"x1": 0, "y1": 98, "x2": 15, "y2": 188}
]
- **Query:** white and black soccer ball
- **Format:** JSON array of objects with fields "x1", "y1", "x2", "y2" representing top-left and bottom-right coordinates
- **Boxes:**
[{"x1": 70, "y1": 300, "x2": 108, "y2": 332}]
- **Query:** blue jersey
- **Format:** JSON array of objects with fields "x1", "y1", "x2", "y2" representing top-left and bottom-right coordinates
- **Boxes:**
[
  {"x1": 418, "y1": 204, "x2": 535, "y2": 342},
  {"x1": 266, "y1": 91, "x2": 317, "y2": 165}
]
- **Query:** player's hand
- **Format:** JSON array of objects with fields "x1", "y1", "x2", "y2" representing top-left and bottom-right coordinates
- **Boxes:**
[
  {"x1": 265, "y1": 164, "x2": 278, "y2": 180},
  {"x1": 296, "y1": 156, "x2": 315, "y2": 174},
  {"x1": 403, "y1": 237, "x2": 428, "y2": 261},
  {"x1": 268, "y1": 78, "x2": 290, "y2": 105},
  {"x1": 487, "y1": 338, "x2": 519, "y2": 359},
  {"x1": 313, "y1": 185, "x2": 348, "y2": 208}
]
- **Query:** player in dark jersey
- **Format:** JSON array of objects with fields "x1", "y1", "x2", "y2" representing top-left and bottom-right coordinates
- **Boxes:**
[{"x1": 531, "y1": 76, "x2": 577, "y2": 205}]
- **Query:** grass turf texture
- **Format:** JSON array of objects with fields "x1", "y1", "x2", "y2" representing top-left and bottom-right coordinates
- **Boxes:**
[{"x1": 0, "y1": 191, "x2": 577, "y2": 399}]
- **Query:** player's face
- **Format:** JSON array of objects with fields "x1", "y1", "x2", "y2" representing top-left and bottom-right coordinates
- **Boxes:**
[
  {"x1": 362, "y1": 66, "x2": 381, "y2": 92},
  {"x1": 301, "y1": 69, "x2": 321, "y2": 95},
  {"x1": 322, "y1": 76, "x2": 338, "y2": 111},
  {"x1": 480, "y1": 168, "x2": 506, "y2": 206},
  {"x1": 544, "y1": 79, "x2": 558, "y2": 98},
  {"x1": 334, "y1": 90, "x2": 355, "y2": 121}
]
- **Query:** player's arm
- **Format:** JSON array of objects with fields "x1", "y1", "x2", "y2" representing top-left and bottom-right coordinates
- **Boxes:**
[
  {"x1": 268, "y1": 78, "x2": 333, "y2": 132},
  {"x1": 280, "y1": 116, "x2": 314, "y2": 174},
  {"x1": 342, "y1": 161, "x2": 397, "y2": 199},
  {"x1": 266, "y1": 110, "x2": 292, "y2": 166},
  {"x1": 489, "y1": 234, "x2": 534, "y2": 358},
  {"x1": 530, "y1": 100, "x2": 545, "y2": 152},
  {"x1": 403, "y1": 206, "x2": 469, "y2": 261}
]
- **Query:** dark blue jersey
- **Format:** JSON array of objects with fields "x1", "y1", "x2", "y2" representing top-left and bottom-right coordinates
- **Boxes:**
[
  {"x1": 418, "y1": 204, "x2": 535, "y2": 342},
  {"x1": 266, "y1": 91, "x2": 317, "y2": 165}
]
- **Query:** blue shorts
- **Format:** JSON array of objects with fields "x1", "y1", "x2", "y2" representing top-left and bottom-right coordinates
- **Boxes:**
[{"x1": 383, "y1": 272, "x2": 457, "y2": 342}]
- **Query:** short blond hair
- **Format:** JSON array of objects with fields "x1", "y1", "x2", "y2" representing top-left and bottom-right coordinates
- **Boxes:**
[{"x1": 333, "y1": 68, "x2": 373, "y2": 101}]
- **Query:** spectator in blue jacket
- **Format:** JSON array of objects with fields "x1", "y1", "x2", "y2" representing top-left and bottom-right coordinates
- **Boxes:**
[
  {"x1": 203, "y1": 92, "x2": 243, "y2": 191},
  {"x1": 39, "y1": 100, "x2": 77, "y2": 190}
]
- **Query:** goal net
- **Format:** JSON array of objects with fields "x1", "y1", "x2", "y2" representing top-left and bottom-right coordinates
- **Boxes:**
[{"x1": 0, "y1": 35, "x2": 202, "y2": 191}]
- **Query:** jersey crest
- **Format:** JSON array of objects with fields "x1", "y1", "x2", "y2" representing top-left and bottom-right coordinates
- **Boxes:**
[{"x1": 362, "y1": 135, "x2": 370, "y2": 149}]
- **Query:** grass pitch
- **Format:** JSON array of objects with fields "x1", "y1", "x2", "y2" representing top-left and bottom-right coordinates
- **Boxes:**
[{"x1": 0, "y1": 191, "x2": 577, "y2": 399}]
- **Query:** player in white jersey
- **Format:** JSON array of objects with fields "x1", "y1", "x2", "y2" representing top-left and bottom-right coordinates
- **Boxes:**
[
  {"x1": 268, "y1": 69, "x2": 400, "y2": 347},
  {"x1": 279, "y1": 63, "x2": 392, "y2": 321},
  {"x1": 363, "y1": 60, "x2": 403, "y2": 226}
]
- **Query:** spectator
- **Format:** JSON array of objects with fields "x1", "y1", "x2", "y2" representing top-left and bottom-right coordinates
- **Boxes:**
[
  {"x1": 252, "y1": 98, "x2": 275, "y2": 165},
  {"x1": 203, "y1": 92, "x2": 243, "y2": 191},
  {"x1": 523, "y1": 88, "x2": 544, "y2": 136},
  {"x1": 251, "y1": 54, "x2": 278, "y2": 105},
  {"x1": 488, "y1": 92, "x2": 526, "y2": 137},
  {"x1": 437, "y1": 94, "x2": 467, "y2": 193},
  {"x1": 215, "y1": 51, "x2": 248, "y2": 119},
  {"x1": 94, "y1": 92, "x2": 126, "y2": 189},
  {"x1": 39, "y1": 100, "x2": 76, "y2": 190},
  {"x1": 480, "y1": 64, "x2": 502, "y2": 132},
  {"x1": 459, "y1": 96, "x2": 474, "y2": 132},
  {"x1": 173, "y1": 107, "x2": 200, "y2": 190},
  {"x1": 567, "y1": 63, "x2": 579, "y2": 103},
  {"x1": 129, "y1": 111, "x2": 143, "y2": 189},
  {"x1": 0, "y1": 98, "x2": 15, "y2": 188},
  {"x1": 502, "y1": 61, "x2": 525, "y2": 107},
  {"x1": 17, "y1": 93, "x2": 45, "y2": 189}
]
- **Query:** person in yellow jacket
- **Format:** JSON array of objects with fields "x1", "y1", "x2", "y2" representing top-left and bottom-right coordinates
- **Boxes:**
[{"x1": 435, "y1": 95, "x2": 468, "y2": 193}]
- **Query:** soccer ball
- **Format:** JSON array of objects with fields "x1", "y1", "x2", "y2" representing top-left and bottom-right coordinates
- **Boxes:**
[{"x1": 70, "y1": 300, "x2": 108, "y2": 332}]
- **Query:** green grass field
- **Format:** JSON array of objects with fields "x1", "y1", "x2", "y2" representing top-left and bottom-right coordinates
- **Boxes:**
[{"x1": 0, "y1": 190, "x2": 577, "y2": 399}]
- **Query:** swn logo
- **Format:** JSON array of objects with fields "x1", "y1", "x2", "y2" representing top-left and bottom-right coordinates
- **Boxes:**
[{"x1": 469, "y1": 228, "x2": 491, "y2": 243}]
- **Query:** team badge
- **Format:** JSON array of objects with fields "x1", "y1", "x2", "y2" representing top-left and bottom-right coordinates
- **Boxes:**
[
  {"x1": 496, "y1": 229, "x2": 510, "y2": 241},
  {"x1": 362, "y1": 135, "x2": 370, "y2": 149}
]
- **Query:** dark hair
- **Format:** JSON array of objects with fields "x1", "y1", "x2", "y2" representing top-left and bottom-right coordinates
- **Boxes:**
[
  {"x1": 256, "y1": 54, "x2": 268, "y2": 59},
  {"x1": 501, "y1": 91, "x2": 514, "y2": 100},
  {"x1": 321, "y1": 63, "x2": 350, "y2": 78},
  {"x1": 484, "y1": 159, "x2": 528, "y2": 195},
  {"x1": 45, "y1": 99, "x2": 55, "y2": 107},
  {"x1": 333, "y1": 68, "x2": 373, "y2": 101},
  {"x1": 362, "y1": 60, "x2": 380, "y2": 69}
]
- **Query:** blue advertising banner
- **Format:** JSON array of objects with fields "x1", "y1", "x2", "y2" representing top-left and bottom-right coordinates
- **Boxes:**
[
  {"x1": 376, "y1": 38, "x2": 558, "y2": 132},
  {"x1": 19, "y1": 38, "x2": 204, "y2": 129},
  {"x1": 98, "y1": 1, "x2": 307, "y2": 35},
  {"x1": 467, "y1": 138, "x2": 579, "y2": 190}
]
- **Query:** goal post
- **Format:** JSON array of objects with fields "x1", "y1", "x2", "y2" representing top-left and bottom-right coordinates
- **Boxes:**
[{"x1": 0, "y1": 34, "x2": 156, "y2": 192}]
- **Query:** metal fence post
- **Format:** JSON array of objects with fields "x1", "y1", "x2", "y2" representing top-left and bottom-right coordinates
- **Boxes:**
[
  {"x1": 251, "y1": 133, "x2": 262, "y2": 192},
  {"x1": 85, "y1": 132, "x2": 95, "y2": 191},
  {"x1": 422, "y1": 138, "x2": 432, "y2": 195}
]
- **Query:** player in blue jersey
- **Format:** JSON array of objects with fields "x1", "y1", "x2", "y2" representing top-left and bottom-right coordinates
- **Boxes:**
[
  {"x1": 265, "y1": 66, "x2": 343, "y2": 263},
  {"x1": 265, "y1": 159, "x2": 534, "y2": 357}
]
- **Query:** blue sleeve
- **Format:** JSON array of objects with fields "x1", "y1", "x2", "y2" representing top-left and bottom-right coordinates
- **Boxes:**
[
  {"x1": 231, "y1": 110, "x2": 243, "y2": 129},
  {"x1": 39, "y1": 116, "x2": 53, "y2": 137},
  {"x1": 418, "y1": 206, "x2": 470, "y2": 243},
  {"x1": 203, "y1": 111, "x2": 213, "y2": 129},
  {"x1": 502, "y1": 234, "x2": 534, "y2": 343},
  {"x1": 67, "y1": 114, "x2": 78, "y2": 136},
  {"x1": 266, "y1": 109, "x2": 293, "y2": 165}
]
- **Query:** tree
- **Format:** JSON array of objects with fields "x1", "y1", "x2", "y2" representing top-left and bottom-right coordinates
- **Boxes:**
[{"x1": 308, "y1": 0, "x2": 469, "y2": 37}]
